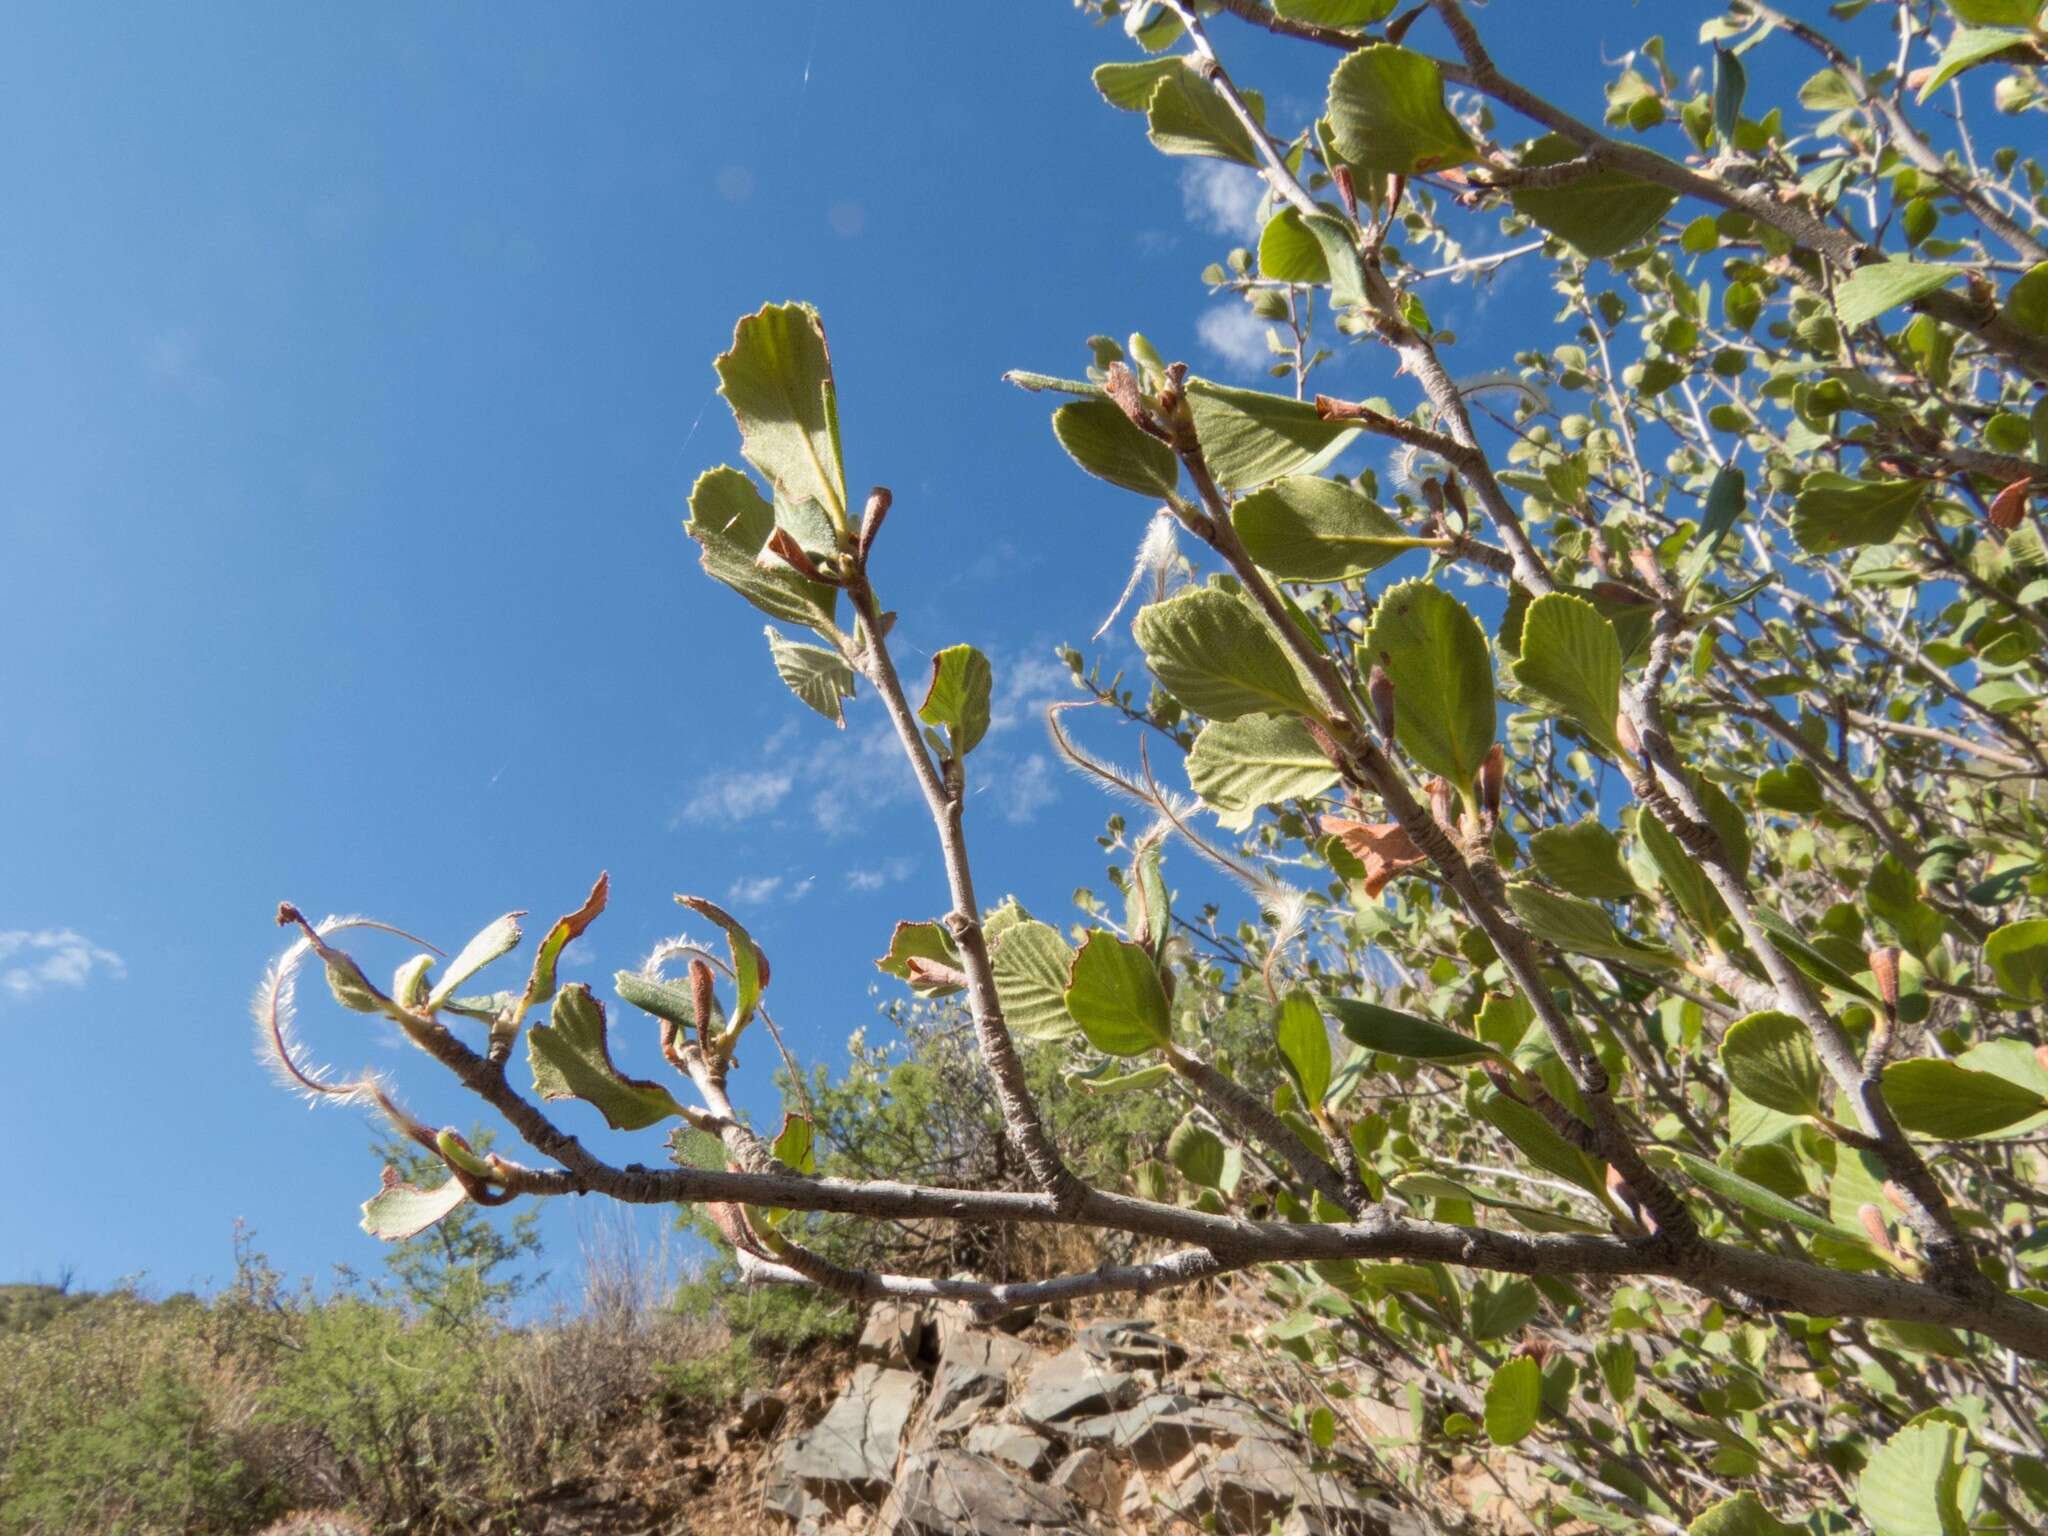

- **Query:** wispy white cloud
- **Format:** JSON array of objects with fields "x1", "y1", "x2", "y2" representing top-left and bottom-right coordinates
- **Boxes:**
[
  {"x1": 725, "y1": 873, "x2": 815, "y2": 906},
  {"x1": 999, "y1": 753, "x2": 1057, "y2": 825},
  {"x1": 673, "y1": 766, "x2": 796, "y2": 827},
  {"x1": 1196, "y1": 303, "x2": 1275, "y2": 374},
  {"x1": 846, "y1": 856, "x2": 917, "y2": 893},
  {"x1": 1180, "y1": 161, "x2": 1265, "y2": 239},
  {"x1": 989, "y1": 650, "x2": 1072, "y2": 736},
  {"x1": 0, "y1": 929, "x2": 126, "y2": 1002}
]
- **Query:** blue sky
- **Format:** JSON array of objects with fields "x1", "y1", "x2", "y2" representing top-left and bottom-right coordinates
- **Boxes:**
[{"x1": 1, "y1": 2, "x2": 1829, "y2": 1303}]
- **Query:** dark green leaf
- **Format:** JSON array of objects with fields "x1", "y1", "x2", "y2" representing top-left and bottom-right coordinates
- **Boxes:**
[
  {"x1": 528, "y1": 983, "x2": 684, "y2": 1131},
  {"x1": 1326, "y1": 45, "x2": 1478, "y2": 175},
  {"x1": 1509, "y1": 135, "x2": 1678, "y2": 259},
  {"x1": 1052, "y1": 399, "x2": 1180, "y2": 497},
  {"x1": 1134, "y1": 586, "x2": 1317, "y2": 721},
  {"x1": 1064, "y1": 932, "x2": 1173, "y2": 1056},
  {"x1": 1360, "y1": 579, "x2": 1497, "y2": 791}
]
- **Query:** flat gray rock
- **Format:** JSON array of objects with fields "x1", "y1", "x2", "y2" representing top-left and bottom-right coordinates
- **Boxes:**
[
  {"x1": 772, "y1": 1364, "x2": 922, "y2": 1513},
  {"x1": 1077, "y1": 1317, "x2": 1189, "y2": 1372},
  {"x1": 1013, "y1": 1346, "x2": 1141, "y2": 1428},
  {"x1": 964, "y1": 1420, "x2": 1057, "y2": 1476},
  {"x1": 856, "y1": 1300, "x2": 930, "y2": 1370},
  {"x1": 922, "y1": 1328, "x2": 1041, "y2": 1434},
  {"x1": 1063, "y1": 1391, "x2": 1281, "y2": 1469},
  {"x1": 1163, "y1": 1435, "x2": 1377, "y2": 1531},
  {"x1": 880, "y1": 1449, "x2": 1086, "y2": 1536}
]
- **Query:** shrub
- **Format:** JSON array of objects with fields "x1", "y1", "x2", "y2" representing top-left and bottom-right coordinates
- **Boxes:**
[{"x1": 252, "y1": 3, "x2": 2048, "y2": 1530}]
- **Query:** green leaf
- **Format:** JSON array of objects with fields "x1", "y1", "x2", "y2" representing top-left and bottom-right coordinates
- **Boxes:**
[
  {"x1": 765, "y1": 628, "x2": 856, "y2": 727},
  {"x1": 519, "y1": 873, "x2": 609, "y2": 1013},
  {"x1": 1478, "y1": 1092, "x2": 1607, "y2": 1196},
  {"x1": 613, "y1": 971, "x2": 698, "y2": 1030},
  {"x1": 1638, "y1": 777, "x2": 1748, "y2": 934},
  {"x1": 677, "y1": 895, "x2": 769, "y2": 1028},
  {"x1": 1917, "y1": 26, "x2": 2033, "y2": 102},
  {"x1": 685, "y1": 465, "x2": 839, "y2": 632},
  {"x1": 1275, "y1": 0, "x2": 1395, "y2": 22},
  {"x1": 1713, "y1": 49, "x2": 1746, "y2": 144},
  {"x1": 771, "y1": 1113, "x2": 816, "y2": 1176},
  {"x1": 1509, "y1": 134, "x2": 1678, "y2": 259},
  {"x1": 1052, "y1": 399, "x2": 1181, "y2": 497},
  {"x1": 1529, "y1": 821, "x2": 1636, "y2": 901},
  {"x1": 1507, "y1": 882, "x2": 1681, "y2": 968},
  {"x1": 1791, "y1": 473, "x2": 1925, "y2": 555},
  {"x1": 1751, "y1": 905, "x2": 1877, "y2": 1003},
  {"x1": 1667, "y1": 1149, "x2": 1868, "y2": 1247},
  {"x1": 1092, "y1": 57, "x2": 1181, "y2": 111},
  {"x1": 1986, "y1": 917, "x2": 2048, "y2": 1002},
  {"x1": 1469, "y1": 1277, "x2": 1540, "y2": 1341},
  {"x1": 1836, "y1": 259, "x2": 1966, "y2": 329},
  {"x1": 1483, "y1": 1355, "x2": 1542, "y2": 1446},
  {"x1": 1720, "y1": 1011, "x2": 1824, "y2": 1118},
  {"x1": 1069, "y1": 1060, "x2": 1174, "y2": 1095},
  {"x1": 1064, "y1": 932, "x2": 1173, "y2": 1056},
  {"x1": 991, "y1": 918, "x2": 1078, "y2": 1041},
  {"x1": 1185, "y1": 379, "x2": 1361, "y2": 489},
  {"x1": 1232, "y1": 475, "x2": 1419, "y2": 581},
  {"x1": 1687, "y1": 1492, "x2": 1802, "y2": 1536},
  {"x1": 1329, "y1": 996, "x2": 1494, "y2": 1064},
  {"x1": 1145, "y1": 60, "x2": 1264, "y2": 165},
  {"x1": 1296, "y1": 211, "x2": 1371, "y2": 311},
  {"x1": 1186, "y1": 713, "x2": 1339, "y2": 829},
  {"x1": 1683, "y1": 464, "x2": 1748, "y2": 586},
  {"x1": 1167, "y1": 1114, "x2": 1227, "y2": 1187},
  {"x1": 361, "y1": 1169, "x2": 469, "y2": 1242},
  {"x1": 528, "y1": 983, "x2": 683, "y2": 1131},
  {"x1": 1857, "y1": 1419, "x2": 1969, "y2": 1536},
  {"x1": 1326, "y1": 45, "x2": 1477, "y2": 175},
  {"x1": 1134, "y1": 586, "x2": 1317, "y2": 722},
  {"x1": 714, "y1": 301, "x2": 847, "y2": 529},
  {"x1": 1258, "y1": 208, "x2": 1330, "y2": 284},
  {"x1": 1755, "y1": 760, "x2": 1824, "y2": 813},
  {"x1": 1275, "y1": 991, "x2": 1333, "y2": 1107},
  {"x1": 1882, "y1": 1058, "x2": 2048, "y2": 1138},
  {"x1": 1360, "y1": 579, "x2": 1496, "y2": 792},
  {"x1": 2005, "y1": 261, "x2": 2048, "y2": 336},
  {"x1": 426, "y1": 912, "x2": 523, "y2": 1013},
  {"x1": 874, "y1": 920, "x2": 964, "y2": 997},
  {"x1": 1512, "y1": 593, "x2": 1625, "y2": 758},
  {"x1": 918, "y1": 644, "x2": 993, "y2": 758}
]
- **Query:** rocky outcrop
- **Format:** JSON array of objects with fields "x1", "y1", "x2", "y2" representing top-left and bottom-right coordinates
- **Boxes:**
[
  {"x1": 759, "y1": 1308, "x2": 1395, "y2": 1535},
  {"x1": 764, "y1": 1362, "x2": 923, "y2": 1521}
]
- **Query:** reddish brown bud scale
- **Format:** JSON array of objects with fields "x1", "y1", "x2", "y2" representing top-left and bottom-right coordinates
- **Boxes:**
[
  {"x1": 1477, "y1": 742, "x2": 1506, "y2": 821},
  {"x1": 1868, "y1": 946, "x2": 1901, "y2": 1014},
  {"x1": 690, "y1": 958, "x2": 716, "y2": 1044},
  {"x1": 1368, "y1": 664, "x2": 1396, "y2": 745},
  {"x1": 1426, "y1": 776, "x2": 1455, "y2": 829},
  {"x1": 1857, "y1": 1203, "x2": 1897, "y2": 1257},
  {"x1": 1988, "y1": 477, "x2": 2031, "y2": 532},
  {"x1": 1615, "y1": 710, "x2": 1642, "y2": 760},
  {"x1": 1333, "y1": 164, "x2": 1358, "y2": 222}
]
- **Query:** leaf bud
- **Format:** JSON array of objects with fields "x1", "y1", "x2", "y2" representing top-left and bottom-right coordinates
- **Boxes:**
[
  {"x1": 1477, "y1": 742, "x2": 1505, "y2": 821},
  {"x1": 1867, "y1": 946, "x2": 1901, "y2": 1016},
  {"x1": 1333, "y1": 164, "x2": 1358, "y2": 223},
  {"x1": 1426, "y1": 776, "x2": 1455, "y2": 829},
  {"x1": 690, "y1": 958, "x2": 716, "y2": 1046},
  {"x1": 1368, "y1": 663, "x2": 1396, "y2": 745},
  {"x1": 1614, "y1": 709, "x2": 1642, "y2": 760},
  {"x1": 1856, "y1": 1203, "x2": 1897, "y2": 1257},
  {"x1": 1987, "y1": 477, "x2": 2029, "y2": 532},
  {"x1": 858, "y1": 486, "x2": 892, "y2": 561}
]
